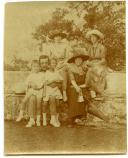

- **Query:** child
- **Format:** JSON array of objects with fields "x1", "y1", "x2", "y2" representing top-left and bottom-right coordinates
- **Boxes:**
[
  {"x1": 43, "y1": 58, "x2": 65, "y2": 127},
  {"x1": 16, "y1": 60, "x2": 45, "y2": 127}
]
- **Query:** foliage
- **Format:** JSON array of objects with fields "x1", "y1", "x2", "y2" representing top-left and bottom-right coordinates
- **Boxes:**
[
  {"x1": 32, "y1": 8, "x2": 73, "y2": 40},
  {"x1": 32, "y1": 1, "x2": 125, "y2": 71},
  {"x1": 4, "y1": 55, "x2": 30, "y2": 71},
  {"x1": 67, "y1": 1, "x2": 125, "y2": 71}
]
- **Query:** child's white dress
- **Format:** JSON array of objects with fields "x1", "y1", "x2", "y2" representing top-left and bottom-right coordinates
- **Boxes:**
[
  {"x1": 43, "y1": 70, "x2": 63, "y2": 101},
  {"x1": 25, "y1": 72, "x2": 46, "y2": 98}
]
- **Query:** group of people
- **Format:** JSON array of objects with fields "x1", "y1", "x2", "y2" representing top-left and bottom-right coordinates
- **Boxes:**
[{"x1": 16, "y1": 29, "x2": 111, "y2": 128}]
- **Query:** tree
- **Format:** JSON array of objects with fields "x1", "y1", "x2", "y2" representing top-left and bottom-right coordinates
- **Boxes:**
[
  {"x1": 8, "y1": 55, "x2": 30, "y2": 71},
  {"x1": 32, "y1": 1, "x2": 125, "y2": 71},
  {"x1": 32, "y1": 8, "x2": 74, "y2": 51},
  {"x1": 67, "y1": 1, "x2": 125, "y2": 71}
]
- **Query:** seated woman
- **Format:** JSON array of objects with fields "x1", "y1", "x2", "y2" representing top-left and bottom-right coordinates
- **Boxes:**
[
  {"x1": 67, "y1": 50, "x2": 109, "y2": 127},
  {"x1": 67, "y1": 50, "x2": 89, "y2": 127},
  {"x1": 85, "y1": 29, "x2": 110, "y2": 98}
]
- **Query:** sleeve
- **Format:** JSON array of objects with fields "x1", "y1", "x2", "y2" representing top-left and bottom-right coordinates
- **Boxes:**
[
  {"x1": 56, "y1": 71, "x2": 64, "y2": 81},
  {"x1": 85, "y1": 70, "x2": 91, "y2": 87},
  {"x1": 68, "y1": 67, "x2": 75, "y2": 81},
  {"x1": 100, "y1": 45, "x2": 106, "y2": 58},
  {"x1": 25, "y1": 74, "x2": 32, "y2": 90},
  {"x1": 87, "y1": 46, "x2": 92, "y2": 57},
  {"x1": 58, "y1": 68, "x2": 68, "y2": 91}
]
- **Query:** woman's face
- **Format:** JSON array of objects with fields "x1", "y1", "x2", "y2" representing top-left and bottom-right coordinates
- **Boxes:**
[
  {"x1": 74, "y1": 57, "x2": 83, "y2": 66},
  {"x1": 54, "y1": 36, "x2": 61, "y2": 42},
  {"x1": 90, "y1": 34, "x2": 99, "y2": 44}
]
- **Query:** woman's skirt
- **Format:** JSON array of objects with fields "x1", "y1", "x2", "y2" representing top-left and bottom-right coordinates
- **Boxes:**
[{"x1": 67, "y1": 86, "x2": 87, "y2": 118}]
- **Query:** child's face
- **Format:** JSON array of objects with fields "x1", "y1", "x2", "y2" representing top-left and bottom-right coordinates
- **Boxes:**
[
  {"x1": 32, "y1": 63, "x2": 40, "y2": 73},
  {"x1": 50, "y1": 59, "x2": 57, "y2": 69}
]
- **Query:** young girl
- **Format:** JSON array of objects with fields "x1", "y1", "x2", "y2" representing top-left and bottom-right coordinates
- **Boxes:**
[
  {"x1": 43, "y1": 58, "x2": 65, "y2": 127},
  {"x1": 16, "y1": 60, "x2": 46, "y2": 127}
]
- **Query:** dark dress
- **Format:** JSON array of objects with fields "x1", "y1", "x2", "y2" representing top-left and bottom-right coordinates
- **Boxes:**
[{"x1": 67, "y1": 65, "x2": 88, "y2": 118}]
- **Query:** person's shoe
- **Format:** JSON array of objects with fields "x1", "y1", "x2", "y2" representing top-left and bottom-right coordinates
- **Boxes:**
[
  {"x1": 36, "y1": 121, "x2": 41, "y2": 127},
  {"x1": 16, "y1": 115, "x2": 23, "y2": 122},
  {"x1": 67, "y1": 124, "x2": 75, "y2": 128},
  {"x1": 50, "y1": 119, "x2": 60, "y2": 127},
  {"x1": 42, "y1": 113, "x2": 47, "y2": 126},
  {"x1": 43, "y1": 120, "x2": 47, "y2": 126},
  {"x1": 6, "y1": 114, "x2": 11, "y2": 120},
  {"x1": 56, "y1": 115, "x2": 61, "y2": 126},
  {"x1": 26, "y1": 120, "x2": 35, "y2": 128},
  {"x1": 56, "y1": 119, "x2": 61, "y2": 126},
  {"x1": 75, "y1": 118, "x2": 85, "y2": 126},
  {"x1": 75, "y1": 118, "x2": 81, "y2": 123},
  {"x1": 50, "y1": 121, "x2": 60, "y2": 127},
  {"x1": 107, "y1": 67, "x2": 114, "y2": 73}
]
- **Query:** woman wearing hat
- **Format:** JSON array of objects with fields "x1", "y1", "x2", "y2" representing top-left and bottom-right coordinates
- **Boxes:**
[
  {"x1": 48, "y1": 31, "x2": 69, "y2": 59},
  {"x1": 48, "y1": 31, "x2": 71, "y2": 101},
  {"x1": 67, "y1": 51, "x2": 109, "y2": 127},
  {"x1": 67, "y1": 52, "x2": 89, "y2": 127},
  {"x1": 86, "y1": 29, "x2": 106, "y2": 66},
  {"x1": 85, "y1": 29, "x2": 108, "y2": 98}
]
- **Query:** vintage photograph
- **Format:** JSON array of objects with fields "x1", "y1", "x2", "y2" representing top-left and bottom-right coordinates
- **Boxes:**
[{"x1": 4, "y1": 1, "x2": 126, "y2": 154}]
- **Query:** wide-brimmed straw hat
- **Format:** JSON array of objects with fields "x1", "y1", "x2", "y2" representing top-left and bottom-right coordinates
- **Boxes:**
[
  {"x1": 86, "y1": 29, "x2": 104, "y2": 41},
  {"x1": 67, "y1": 48, "x2": 89, "y2": 63},
  {"x1": 49, "y1": 30, "x2": 67, "y2": 39}
]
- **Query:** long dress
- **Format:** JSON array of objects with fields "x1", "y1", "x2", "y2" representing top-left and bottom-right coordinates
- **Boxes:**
[
  {"x1": 88, "y1": 42, "x2": 106, "y2": 63},
  {"x1": 86, "y1": 42, "x2": 107, "y2": 94},
  {"x1": 67, "y1": 64, "x2": 88, "y2": 118}
]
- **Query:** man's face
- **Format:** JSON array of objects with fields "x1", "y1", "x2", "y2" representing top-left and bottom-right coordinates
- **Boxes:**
[{"x1": 40, "y1": 58, "x2": 49, "y2": 71}]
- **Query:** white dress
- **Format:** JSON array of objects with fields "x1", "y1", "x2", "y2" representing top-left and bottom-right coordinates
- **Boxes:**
[
  {"x1": 25, "y1": 72, "x2": 46, "y2": 98},
  {"x1": 43, "y1": 70, "x2": 63, "y2": 101}
]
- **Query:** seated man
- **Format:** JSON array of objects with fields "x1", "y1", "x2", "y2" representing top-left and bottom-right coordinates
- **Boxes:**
[{"x1": 27, "y1": 55, "x2": 65, "y2": 127}]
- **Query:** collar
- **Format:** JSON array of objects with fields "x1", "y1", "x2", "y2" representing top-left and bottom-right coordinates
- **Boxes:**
[{"x1": 93, "y1": 42, "x2": 99, "y2": 48}]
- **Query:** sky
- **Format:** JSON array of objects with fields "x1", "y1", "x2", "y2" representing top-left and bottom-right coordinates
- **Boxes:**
[{"x1": 4, "y1": 1, "x2": 67, "y2": 63}]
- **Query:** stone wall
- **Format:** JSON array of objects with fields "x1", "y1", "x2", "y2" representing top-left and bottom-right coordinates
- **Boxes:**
[{"x1": 4, "y1": 71, "x2": 126, "y2": 125}]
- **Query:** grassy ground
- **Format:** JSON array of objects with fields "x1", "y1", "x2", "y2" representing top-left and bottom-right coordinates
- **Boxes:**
[{"x1": 4, "y1": 120, "x2": 126, "y2": 155}]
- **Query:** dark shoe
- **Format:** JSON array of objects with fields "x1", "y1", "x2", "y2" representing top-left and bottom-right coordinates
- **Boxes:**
[{"x1": 67, "y1": 124, "x2": 75, "y2": 128}]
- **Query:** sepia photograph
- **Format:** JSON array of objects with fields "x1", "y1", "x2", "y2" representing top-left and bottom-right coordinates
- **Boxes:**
[{"x1": 4, "y1": 0, "x2": 126, "y2": 155}]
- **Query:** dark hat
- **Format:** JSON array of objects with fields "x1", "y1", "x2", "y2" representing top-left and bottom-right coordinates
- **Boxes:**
[
  {"x1": 49, "y1": 30, "x2": 67, "y2": 39},
  {"x1": 67, "y1": 48, "x2": 89, "y2": 63}
]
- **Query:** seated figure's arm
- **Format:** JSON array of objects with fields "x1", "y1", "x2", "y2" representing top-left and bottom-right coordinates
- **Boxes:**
[
  {"x1": 25, "y1": 75, "x2": 32, "y2": 92},
  {"x1": 69, "y1": 70, "x2": 81, "y2": 93}
]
